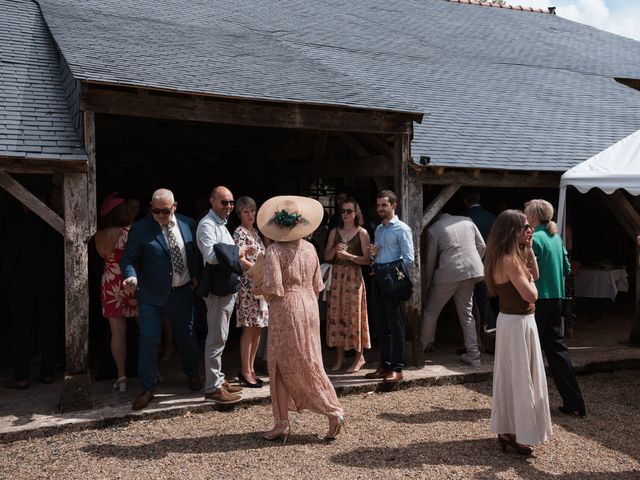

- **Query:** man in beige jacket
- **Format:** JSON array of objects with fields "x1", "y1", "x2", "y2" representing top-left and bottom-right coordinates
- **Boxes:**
[{"x1": 420, "y1": 213, "x2": 485, "y2": 367}]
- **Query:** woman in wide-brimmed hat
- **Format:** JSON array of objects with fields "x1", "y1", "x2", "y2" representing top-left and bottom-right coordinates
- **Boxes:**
[{"x1": 254, "y1": 195, "x2": 345, "y2": 444}]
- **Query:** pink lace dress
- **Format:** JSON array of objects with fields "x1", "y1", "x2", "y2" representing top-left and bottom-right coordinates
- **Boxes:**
[
  {"x1": 100, "y1": 226, "x2": 138, "y2": 318},
  {"x1": 262, "y1": 239, "x2": 343, "y2": 421}
]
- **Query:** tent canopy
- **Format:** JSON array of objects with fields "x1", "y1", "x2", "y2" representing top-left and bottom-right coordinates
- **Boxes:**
[{"x1": 558, "y1": 129, "x2": 640, "y2": 234}]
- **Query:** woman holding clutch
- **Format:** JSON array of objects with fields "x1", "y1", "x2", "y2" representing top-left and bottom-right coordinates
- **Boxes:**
[
  {"x1": 323, "y1": 198, "x2": 371, "y2": 373},
  {"x1": 254, "y1": 196, "x2": 345, "y2": 444},
  {"x1": 233, "y1": 196, "x2": 268, "y2": 388}
]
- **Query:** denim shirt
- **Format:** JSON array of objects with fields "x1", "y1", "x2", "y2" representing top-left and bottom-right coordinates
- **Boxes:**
[
  {"x1": 196, "y1": 209, "x2": 234, "y2": 266},
  {"x1": 373, "y1": 216, "x2": 414, "y2": 270}
]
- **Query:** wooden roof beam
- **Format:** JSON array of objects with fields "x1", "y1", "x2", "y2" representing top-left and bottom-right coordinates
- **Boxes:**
[
  {"x1": 414, "y1": 167, "x2": 559, "y2": 188},
  {"x1": 80, "y1": 85, "x2": 419, "y2": 134}
]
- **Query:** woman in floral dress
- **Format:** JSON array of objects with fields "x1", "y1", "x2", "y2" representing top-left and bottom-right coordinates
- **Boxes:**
[
  {"x1": 323, "y1": 198, "x2": 371, "y2": 373},
  {"x1": 233, "y1": 196, "x2": 268, "y2": 388},
  {"x1": 94, "y1": 192, "x2": 138, "y2": 392}
]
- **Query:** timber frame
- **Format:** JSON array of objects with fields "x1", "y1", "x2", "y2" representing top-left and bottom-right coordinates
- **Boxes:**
[
  {"x1": 1, "y1": 80, "x2": 424, "y2": 410},
  {"x1": 0, "y1": 112, "x2": 95, "y2": 411}
]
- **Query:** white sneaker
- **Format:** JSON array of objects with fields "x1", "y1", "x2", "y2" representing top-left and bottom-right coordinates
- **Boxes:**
[{"x1": 460, "y1": 353, "x2": 481, "y2": 368}]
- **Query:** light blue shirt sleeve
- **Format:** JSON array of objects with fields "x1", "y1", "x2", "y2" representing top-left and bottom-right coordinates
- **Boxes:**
[{"x1": 399, "y1": 223, "x2": 414, "y2": 269}]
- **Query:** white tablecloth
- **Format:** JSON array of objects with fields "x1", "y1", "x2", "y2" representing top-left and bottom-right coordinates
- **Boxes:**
[{"x1": 573, "y1": 267, "x2": 629, "y2": 300}]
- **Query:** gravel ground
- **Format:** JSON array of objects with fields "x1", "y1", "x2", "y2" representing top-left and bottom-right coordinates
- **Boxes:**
[{"x1": 1, "y1": 370, "x2": 639, "y2": 480}]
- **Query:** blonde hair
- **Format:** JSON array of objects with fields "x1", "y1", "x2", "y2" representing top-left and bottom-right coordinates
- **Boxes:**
[
  {"x1": 484, "y1": 210, "x2": 530, "y2": 296},
  {"x1": 525, "y1": 199, "x2": 557, "y2": 236}
]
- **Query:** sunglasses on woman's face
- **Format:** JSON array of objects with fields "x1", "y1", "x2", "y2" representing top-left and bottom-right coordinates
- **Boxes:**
[
  {"x1": 341, "y1": 208, "x2": 354, "y2": 214},
  {"x1": 523, "y1": 224, "x2": 532, "y2": 231}
]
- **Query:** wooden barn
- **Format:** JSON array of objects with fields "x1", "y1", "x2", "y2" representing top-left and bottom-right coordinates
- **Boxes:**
[{"x1": 1, "y1": 0, "x2": 639, "y2": 410}]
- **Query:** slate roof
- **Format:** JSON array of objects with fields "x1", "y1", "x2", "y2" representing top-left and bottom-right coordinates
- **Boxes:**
[
  {"x1": 0, "y1": 0, "x2": 86, "y2": 161},
  {"x1": 35, "y1": 0, "x2": 640, "y2": 172}
]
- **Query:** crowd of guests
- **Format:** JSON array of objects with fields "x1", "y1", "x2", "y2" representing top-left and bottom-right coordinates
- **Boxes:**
[{"x1": 2, "y1": 183, "x2": 585, "y2": 452}]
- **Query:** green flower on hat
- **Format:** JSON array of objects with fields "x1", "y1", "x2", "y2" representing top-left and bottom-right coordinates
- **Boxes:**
[{"x1": 270, "y1": 209, "x2": 309, "y2": 228}]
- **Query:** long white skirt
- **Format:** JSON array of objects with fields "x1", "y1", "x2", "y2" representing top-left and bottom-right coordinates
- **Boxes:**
[{"x1": 490, "y1": 312, "x2": 552, "y2": 446}]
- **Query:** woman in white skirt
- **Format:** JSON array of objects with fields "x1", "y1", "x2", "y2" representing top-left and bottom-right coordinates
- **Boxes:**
[{"x1": 484, "y1": 210, "x2": 552, "y2": 455}]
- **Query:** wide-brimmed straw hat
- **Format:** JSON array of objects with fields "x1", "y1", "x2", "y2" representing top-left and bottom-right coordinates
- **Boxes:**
[
  {"x1": 257, "y1": 195, "x2": 324, "y2": 242},
  {"x1": 99, "y1": 191, "x2": 125, "y2": 218}
]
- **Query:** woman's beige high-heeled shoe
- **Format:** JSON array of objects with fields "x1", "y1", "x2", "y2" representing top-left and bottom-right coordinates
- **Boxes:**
[
  {"x1": 262, "y1": 420, "x2": 291, "y2": 445},
  {"x1": 112, "y1": 376, "x2": 127, "y2": 393},
  {"x1": 325, "y1": 415, "x2": 346, "y2": 440}
]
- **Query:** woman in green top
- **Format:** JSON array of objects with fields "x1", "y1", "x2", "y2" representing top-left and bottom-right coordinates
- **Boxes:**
[{"x1": 525, "y1": 199, "x2": 586, "y2": 417}]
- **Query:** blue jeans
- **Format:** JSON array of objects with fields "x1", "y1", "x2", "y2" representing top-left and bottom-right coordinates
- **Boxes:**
[
  {"x1": 371, "y1": 280, "x2": 405, "y2": 372},
  {"x1": 138, "y1": 284, "x2": 198, "y2": 391}
]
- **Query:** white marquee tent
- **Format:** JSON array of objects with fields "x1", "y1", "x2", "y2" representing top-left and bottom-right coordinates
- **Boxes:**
[{"x1": 558, "y1": 129, "x2": 640, "y2": 236}]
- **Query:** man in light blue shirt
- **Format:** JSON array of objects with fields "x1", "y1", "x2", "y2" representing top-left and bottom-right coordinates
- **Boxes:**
[
  {"x1": 197, "y1": 186, "x2": 251, "y2": 404},
  {"x1": 364, "y1": 190, "x2": 414, "y2": 383}
]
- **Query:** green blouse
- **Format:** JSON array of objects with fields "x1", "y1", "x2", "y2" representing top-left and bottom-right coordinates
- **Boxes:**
[{"x1": 532, "y1": 224, "x2": 571, "y2": 299}]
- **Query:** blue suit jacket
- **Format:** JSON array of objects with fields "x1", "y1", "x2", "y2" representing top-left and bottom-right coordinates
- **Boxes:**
[
  {"x1": 120, "y1": 213, "x2": 199, "y2": 306},
  {"x1": 466, "y1": 205, "x2": 496, "y2": 242}
]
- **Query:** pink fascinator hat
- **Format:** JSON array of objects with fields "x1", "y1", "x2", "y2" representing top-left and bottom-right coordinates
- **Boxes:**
[{"x1": 100, "y1": 191, "x2": 125, "y2": 218}]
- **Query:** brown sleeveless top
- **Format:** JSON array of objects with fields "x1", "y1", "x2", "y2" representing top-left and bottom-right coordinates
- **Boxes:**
[
  {"x1": 495, "y1": 281, "x2": 535, "y2": 315},
  {"x1": 331, "y1": 229, "x2": 363, "y2": 266}
]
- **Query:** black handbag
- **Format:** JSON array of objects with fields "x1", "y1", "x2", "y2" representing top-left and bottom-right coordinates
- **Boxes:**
[{"x1": 373, "y1": 259, "x2": 413, "y2": 301}]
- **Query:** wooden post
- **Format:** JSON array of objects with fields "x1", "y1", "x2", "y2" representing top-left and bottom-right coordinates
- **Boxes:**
[
  {"x1": 59, "y1": 111, "x2": 97, "y2": 410},
  {"x1": 59, "y1": 176, "x2": 93, "y2": 411},
  {"x1": 84, "y1": 111, "x2": 97, "y2": 237},
  {"x1": 394, "y1": 128, "x2": 424, "y2": 367}
]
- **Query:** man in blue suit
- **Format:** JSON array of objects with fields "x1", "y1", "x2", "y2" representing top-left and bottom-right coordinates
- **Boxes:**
[
  {"x1": 121, "y1": 188, "x2": 202, "y2": 410},
  {"x1": 463, "y1": 190, "x2": 497, "y2": 332}
]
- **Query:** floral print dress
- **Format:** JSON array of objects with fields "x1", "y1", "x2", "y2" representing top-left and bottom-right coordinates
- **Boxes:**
[
  {"x1": 100, "y1": 226, "x2": 138, "y2": 318},
  {"x1": 233, "y1": 225, "x2": 269, "y2": 328}
]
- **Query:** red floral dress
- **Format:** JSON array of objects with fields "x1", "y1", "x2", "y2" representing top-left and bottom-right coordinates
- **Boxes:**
[{"x1": 100, "y1": 226, "x2": 138, "y2": 318}]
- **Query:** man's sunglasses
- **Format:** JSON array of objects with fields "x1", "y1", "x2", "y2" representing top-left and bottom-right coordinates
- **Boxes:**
[
  {"x1": 220, "y1": 200, "x2": 235, "y2": 206},
  {"x1": 151, "y1": 207, "x2": 173, "y2": 215},
  {"x1": 341, "y1": 208, "x2": 354, "y2": 214}
]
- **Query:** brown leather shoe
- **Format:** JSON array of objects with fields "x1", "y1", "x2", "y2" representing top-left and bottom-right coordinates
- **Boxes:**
[
  {"x1": 4, "y1": 380, "x2": 29, "y2": 390},
  {"x1": 364, "y1": 368, "x2": 388, "y2": 380},
  {"x1": 132, "y1": 390, "x2": 154, "y2": 410},
  {"x1": 204, "y1": 387, "x2": 242, "y2": 404},
  {"x1": 383, "y1": 371, "x2": 403, "y2": 383},
  {"x1": 223, "y1": 380, "x2": 243, "y2": 394},
  {"x1": 188, "y1": 376, "x2": 203, "y2": 391}
]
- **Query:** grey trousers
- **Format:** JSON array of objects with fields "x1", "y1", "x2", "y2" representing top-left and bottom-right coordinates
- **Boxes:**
[
  {"x1": 420, "y1": 279, "x2": 480, "y2": 358},
  {"x1": 203, "y1": 292, "x2": 237, "y2": 392}
]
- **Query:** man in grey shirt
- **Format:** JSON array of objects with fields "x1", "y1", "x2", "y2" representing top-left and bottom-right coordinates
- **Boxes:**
[{"x1": 197, "y1": 186, "x2": 253, "y2": 404}]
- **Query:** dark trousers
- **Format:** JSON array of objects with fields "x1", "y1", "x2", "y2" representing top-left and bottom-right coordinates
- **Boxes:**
[
  {"x1": 138, "y1": 284, "x2": 199, "y2": 391},
  {"x1": 474, "y1": 281, "x2": 497, "y2": 330},
  {"x1": 371, "y1": 280, "x2": 405, "y2": 372},
  {"x1": 9, "y1": 291, "x2": 59, "y2": 381},
  {"x1": 535, "y1": 298, "x2": 585, "y2": 411}
]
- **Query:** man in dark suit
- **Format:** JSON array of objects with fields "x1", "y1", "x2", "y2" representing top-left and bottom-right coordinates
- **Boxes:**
[
  {"x1": 463, "y1": 190, "x2": 497, "y2": 332},
  {"x1": 121, "y1": 188, "x2": 202, "y2": 410}
]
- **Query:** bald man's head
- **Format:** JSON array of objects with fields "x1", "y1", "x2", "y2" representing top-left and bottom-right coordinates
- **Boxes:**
[{"x1": 209, "y1": 185, "x2": 234, "y2": 220}]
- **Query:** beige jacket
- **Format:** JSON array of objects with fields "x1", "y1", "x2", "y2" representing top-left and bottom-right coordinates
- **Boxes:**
[{"x1": 425, "y1": 213, "x2": 485, "y2": 291}]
